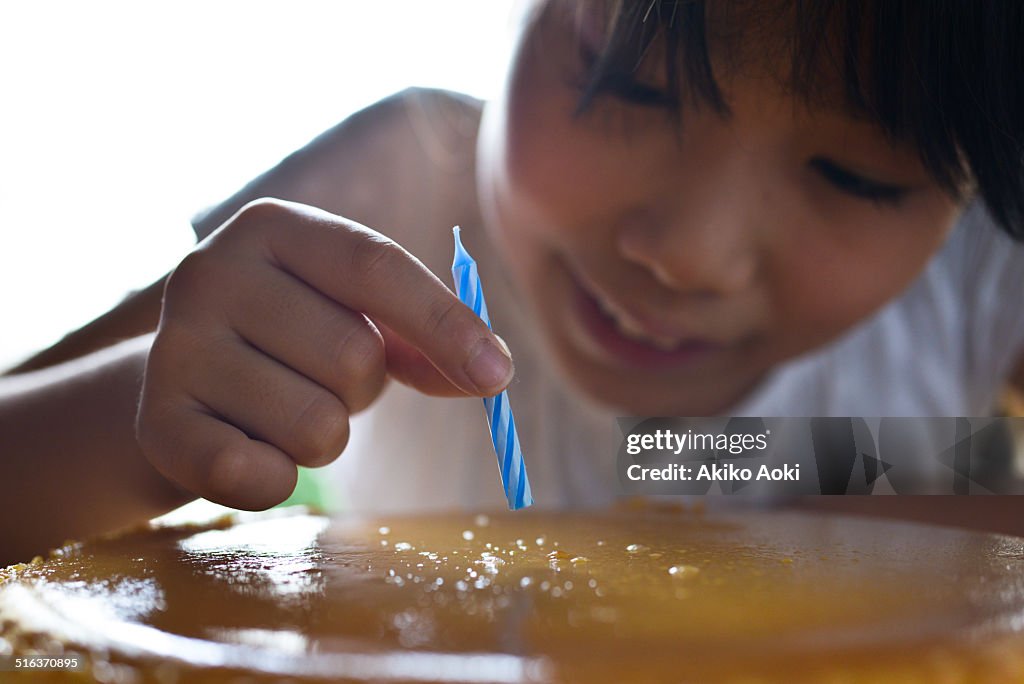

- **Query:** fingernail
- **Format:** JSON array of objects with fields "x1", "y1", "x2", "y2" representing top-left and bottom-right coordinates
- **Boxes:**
[
  {"x1": 465, "y1": 338, "x2": 514, "y2": 393},
  {"x1": 494, "y1": 334, "x2": 512, "y2": 358}
]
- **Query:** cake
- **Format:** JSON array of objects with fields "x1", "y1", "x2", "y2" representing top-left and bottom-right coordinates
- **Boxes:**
[{"x1": 2, "y1": 504, "x2": 1024, "y2": 683}]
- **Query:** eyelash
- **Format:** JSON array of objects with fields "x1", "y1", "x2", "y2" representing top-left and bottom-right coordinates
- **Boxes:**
[
  {"x1": 571, "y1": 39, "x2": 910, "y2": 208},
  {"x1": 809, "y1": 158, "x2": 910, "y2": 207}
]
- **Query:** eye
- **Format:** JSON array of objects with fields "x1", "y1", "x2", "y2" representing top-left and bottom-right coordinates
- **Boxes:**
[
  {"x1": 809, "y1": 157, "x2": 910, "y2": 206},
  {"x1": 574, "y1": 44, "x2": 678, "y2": 109}
]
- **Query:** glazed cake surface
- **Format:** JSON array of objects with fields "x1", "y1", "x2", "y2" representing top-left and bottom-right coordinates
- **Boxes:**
[{"x1": 3, "y1": 505, "x2": 1024, "y2": 683}]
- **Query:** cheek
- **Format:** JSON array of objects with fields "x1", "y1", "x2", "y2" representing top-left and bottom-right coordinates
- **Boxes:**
[
  {"x1": 500, "y1": 85, "x2": 595, "y2": 241},
  {"x1": 770, "y1": 199, "x2": 958, "y2": 352},
  {"x1": 488, "y1": 29, "x2": 627, "y2": 255}
]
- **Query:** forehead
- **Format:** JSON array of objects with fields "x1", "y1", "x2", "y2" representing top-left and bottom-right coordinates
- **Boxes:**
[
  {"x1": 522, "y1": 0, "x2": 944, "y2": 188},
  {"x1": 560, "y1": 0, "x2": 887, "y2": 124},
  {"x1": 727, "y1": 5, "x2": 885, "y2": 121},
  {"x1": 521, "y1": 0, "x2": 982, "y2": 211}
]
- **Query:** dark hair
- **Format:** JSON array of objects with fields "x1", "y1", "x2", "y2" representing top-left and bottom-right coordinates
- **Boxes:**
[{"x1": 574, "y1": 1, "x2": 1024, "y2": 239}]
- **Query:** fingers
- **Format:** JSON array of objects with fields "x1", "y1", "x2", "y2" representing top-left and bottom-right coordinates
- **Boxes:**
[
  {"x1": 252, "y1": 200, "x2": 514, "y2": 397},
  {"x1": 181, "y1": 333, "x2": 351, "y2": 469},
  {"x1": 140, "y1": 325, "x2": 351, "y2": 509},
  {"x1": 139, "y1": 197, "x2": 516, "y2": 511},
  {"x1": 378, "y1": 323, "x2": 471, "y2": 397},
  {"x1": 225, "y1": 263, "x2": 387, "y2": 413},
  {"x1": 137, "y1": 398, "x2": 298, "y2": 511}
]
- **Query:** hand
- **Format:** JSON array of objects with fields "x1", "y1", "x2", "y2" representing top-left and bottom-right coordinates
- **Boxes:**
[{"x1": 137, "y1": 198, "x2": 513, "y2": 510}]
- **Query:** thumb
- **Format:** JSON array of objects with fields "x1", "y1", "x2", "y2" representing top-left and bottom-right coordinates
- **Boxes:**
[{"x1": 378, "y1": 323, "x2": 513, "y2": 398}]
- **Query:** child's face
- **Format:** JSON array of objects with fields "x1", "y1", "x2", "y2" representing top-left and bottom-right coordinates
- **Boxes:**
[{"x1": 475, "y1": 1, "x2": 961, "y2": 414}]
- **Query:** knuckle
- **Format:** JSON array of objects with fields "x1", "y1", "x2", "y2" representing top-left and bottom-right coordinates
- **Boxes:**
[
  {"x1": 330, "y1": 323, "x2": 386, "y2": 409},
  {"x1": 150, "y1": 319, "x2": 229, "y2": 381},
  {"x1": 145, "y1": 332, "x2": 178, "y2": 376},
  {"x1": 215, "y1": 198, "x2": 294, "y2": 253},
  {"x1": 165, "y1": 249, "x2": 220, "y2": 306},
  {"x1": 291, "y1": 392, "x2": 350, "y2": 467},
  {"x1": 348, "y1": 232, "x2": 404, "y2": 286},
  {"x1": 147, "y1": 324, "x2": 184, "y2": 365},
  {"x1": 235, "y1": 197, "x2": 292, "y2": 226},
  {"x1": 422, "y1": 297, "x2": 465, "y2": 340}
]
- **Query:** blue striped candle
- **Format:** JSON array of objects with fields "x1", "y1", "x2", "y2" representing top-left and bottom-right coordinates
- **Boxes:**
[{"x1": 451, "y1": 226, "x2": 534, "y2": 510}]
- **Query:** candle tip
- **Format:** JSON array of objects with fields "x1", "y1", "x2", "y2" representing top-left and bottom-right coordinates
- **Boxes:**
[{"x1": 452, "y1": 225, "x2": 472, "y2": 270}]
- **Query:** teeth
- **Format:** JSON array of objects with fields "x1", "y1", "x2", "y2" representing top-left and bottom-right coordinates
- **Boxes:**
[
  {"x1": 614, "y1": 314, "x2": 651, "y2": 341},
  {"x1": 595, "y1": 294, "x2": 619, "y2": 318},
  {"x1": 594, "y1": 291, "x2": 684, "y2": 351},
  {"x1": 611, "y1": 308, "x2": 681, "y2": 351}
]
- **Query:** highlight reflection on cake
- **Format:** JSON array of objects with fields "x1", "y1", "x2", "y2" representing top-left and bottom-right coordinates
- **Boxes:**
[{"x1": 3, "y1": 505, "x2": 1024, "y2": 682}]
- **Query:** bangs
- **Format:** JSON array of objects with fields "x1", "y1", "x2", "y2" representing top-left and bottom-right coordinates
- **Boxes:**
[{"x1": 576, "y1": 0, "x2": 1024, "y2": 238}]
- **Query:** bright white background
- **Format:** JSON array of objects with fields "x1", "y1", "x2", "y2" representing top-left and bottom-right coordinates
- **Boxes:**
[{"x1": 0, "y1": 1, "x2": 516, "y2": 368}]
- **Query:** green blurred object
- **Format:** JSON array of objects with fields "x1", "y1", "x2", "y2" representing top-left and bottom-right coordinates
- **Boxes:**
[{"x1": 275, "y1": 467, "x2": 338, "y2": 514}]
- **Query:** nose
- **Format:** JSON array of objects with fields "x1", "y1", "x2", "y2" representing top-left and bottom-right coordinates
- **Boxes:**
[{"x1": 615, "y1": 199, "x2": 759, "y2": 297}]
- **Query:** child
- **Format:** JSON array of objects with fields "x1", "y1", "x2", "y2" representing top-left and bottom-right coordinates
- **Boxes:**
[{"x1": 2, "y1": 1, "x2": 1023, "y2": 562}]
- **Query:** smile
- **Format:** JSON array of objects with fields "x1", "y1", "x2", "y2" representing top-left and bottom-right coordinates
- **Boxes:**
[
  {"x1": 592, "y1": 292, "x2": 692, "y2": 351},
  {"x1": 568, "y1": 270, "x2": 719, "y2": 370}
]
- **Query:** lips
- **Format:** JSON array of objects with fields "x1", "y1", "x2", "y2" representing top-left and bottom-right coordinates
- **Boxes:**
[
  {"x1": 591, "y1": 290, "x2": 693, "y2": 351},
  {"x1": 569, "y1": 273, "x2": 720, "y2": 370},
  {"x1": 571, "y1": 266, "x2": 718, "y2": 345}
]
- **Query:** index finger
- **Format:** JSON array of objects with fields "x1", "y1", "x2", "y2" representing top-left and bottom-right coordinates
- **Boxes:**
[{"x1": 242, "y1": 199, "x2": 514, "y2": 396}]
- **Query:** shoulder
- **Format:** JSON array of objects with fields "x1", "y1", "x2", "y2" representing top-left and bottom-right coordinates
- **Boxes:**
[
  {"x1": 193, "y1": 88, "x2": 483, "y2": 240},
  {"x1": 340, "y1": 87, "x2": 483, "y2": 140},
  {"x1": 939, "y1": 202, "x2": 1024, "y2": 407},
  {"x1": 295, "y1": 87, "x2": 482, "y2": 172},
  {"x1": 269, "y1": 87, "x2": 482, "y2": 220}
]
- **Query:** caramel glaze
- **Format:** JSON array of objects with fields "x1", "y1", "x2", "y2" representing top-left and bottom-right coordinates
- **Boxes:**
[{"x1": 3, "y1": 505, "x2": 1024, "y2": 683}]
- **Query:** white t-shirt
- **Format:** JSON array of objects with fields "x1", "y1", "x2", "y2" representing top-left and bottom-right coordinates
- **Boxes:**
[{"x1": 316, "y1": 202, "x2": 1024, "y2": 512}]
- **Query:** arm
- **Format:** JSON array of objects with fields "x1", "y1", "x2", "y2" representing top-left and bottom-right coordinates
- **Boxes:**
[
  {"x1": 5, "y1": 277, "x2": 166, "y2": 375},
  {"x1": 0, "y1": 143, "x2": 319, "y2": 563},
  {"x1": 0, "y1": 89, "x2": 482, "y2": 562},
  {"x1": 0, "y1": 335, "x2": 194, "y2": 566}
]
